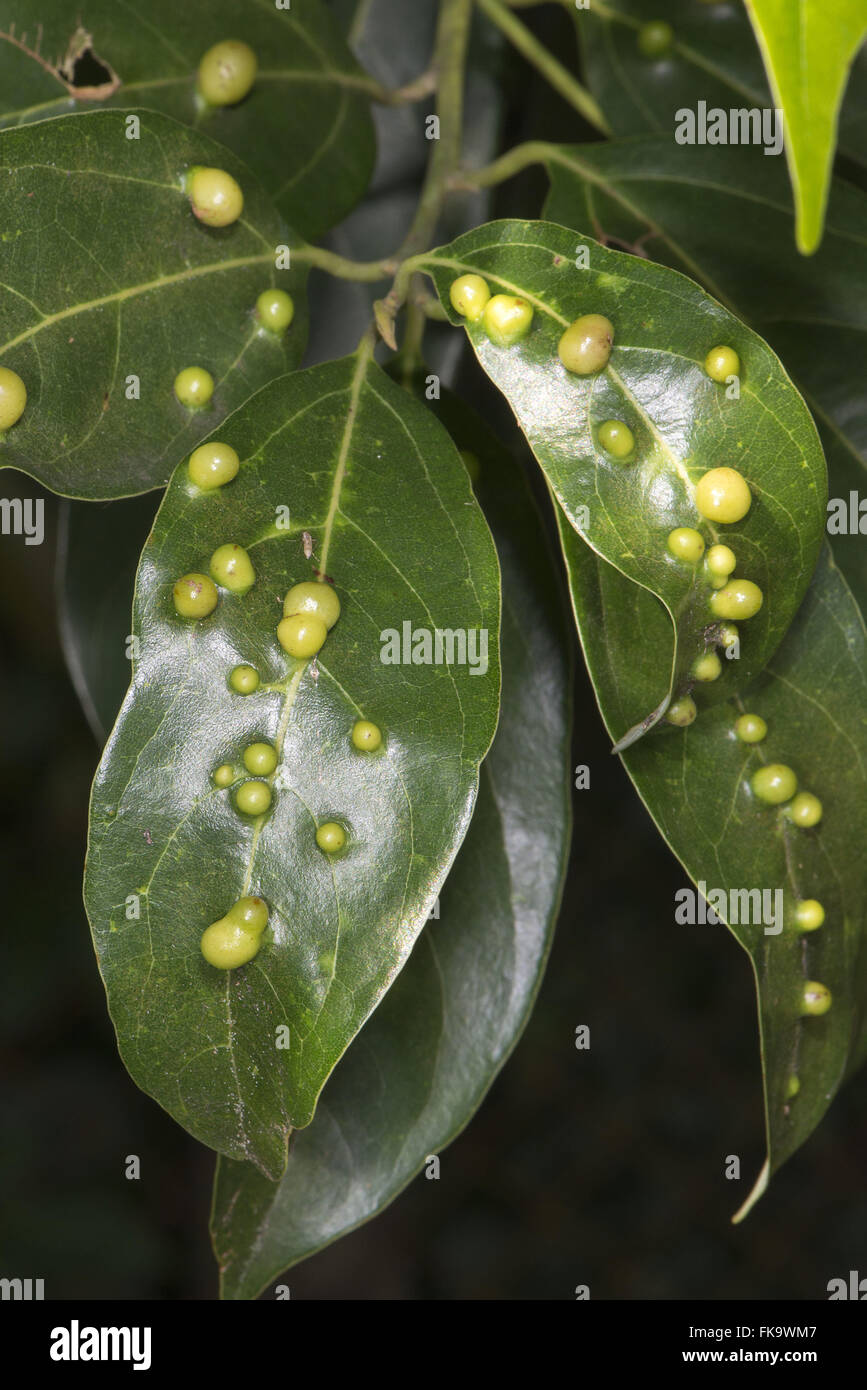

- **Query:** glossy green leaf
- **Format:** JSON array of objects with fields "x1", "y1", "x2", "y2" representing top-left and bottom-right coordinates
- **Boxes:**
[
  {"x1": 558, "y1": 517, "x2": 867, "y2": 1211},
  {"x1": 211, "y1": 392, "x2": 572, "y2": 1297},
  {"x1": 745, "y1": 0, "x2": 867, "y2": 252},
  {"x1": 0, "y1": 0, "x2": 376, "y2": 240},
  {"x1": 83, "y1": 352, "x2": 501, "y2": 1178},
  {"x1": 0, "y1": 109, "x2": 307, "y2": 500},
  {"x1": 540, "y1": 138, "x2": 866, "y2": 603},
  {"x1": 422, "y1": 219, "x2": 826, "y2": 746},
  {"x1": 57, "y1": 494, "x2": 159, "y2": 743}
]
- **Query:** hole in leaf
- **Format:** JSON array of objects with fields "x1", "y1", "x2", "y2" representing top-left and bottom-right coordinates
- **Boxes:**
[{"x1": 56, "y1": 27, "x2": 120, "y2": 98}]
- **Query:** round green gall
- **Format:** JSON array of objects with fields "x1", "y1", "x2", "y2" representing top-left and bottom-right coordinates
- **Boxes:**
[
  {"x1": 710, "y1": 579, "x2": 763, "y2": 620},
  {"x1": 352, "y1": 719, "x2": 382, "y2": 752},
  {"x1": 226, "y1": 895, "x2": 269, "y2": 934},
  {"x1": 188, "y1": 166, "x2": 244, "y2": 228},
  {"x1": 692, "y1": 651, "x2": 722, "y2": 682},
  {"x1": 734, "y1": 712, "x2": 766, "y2": 743},
  {"x1": 174, "y1": 366, "x2": 214, "y2": 409},
  {"x1": 0, "y1": 366, "x2": 27, "y2": 430},
  {"x1": 234, "y1": 780, "x2": 272, "y2": 816},
  {"x1": 637, "y1": 20, "x2": 673, "y2": 57},
  {"x1": 173, "y1": 572, "x2": 218, "y2": 619},
  {"x1": 277, "y1": 613, "x2": 327, "y2": 659},
  {"x1": 229, "y1": 663, "x2": 259, "y2": 694},
  {"x1": 751, "y1": 763, "x2": 798, "y2": 805},
  {"x1": 316, "y1": 821, "x2": 346, "y2": 853},
  {"x1": 188, "y1": 441, "x2": 240, "y2": 489},
  {"x1": 694, "y1": 467, "x2": 751, "y2": 524},
  {"x1": 482, "y1": 294, "x2": 534, "y2": 348},
  {"x1": 785, "y1": 1075, "x2": 800, "y2": 1100},
  {"x1": 558, "y1": 314, "x2": 614, "y2": 375},
  {"x1": 706, "y1": 543, "x2": 736, "y2": 579},
  {"x1": 460, "y1": 449, "x2": 481, "y2": 482},
  {"x1": 666, "y1": 695, "x2": 697, "y2": 727},
  {"x1": 705, "y1": 345, "x2": 740, "y2": 382},
  {"x1": 256, "y1": 289, "x2": 294, "y2": 334},
  {"x1": 243, "y1": 741, "x2": 277, "y2": 776},
  {"x1": 667, "y1": 527, "x2": 705, "y2": 563},
  {"x1": 197, "y1": 39, "x2": 257, "y2": 107},
  {"x1": 449, "y1": 274, "x2": 491, "y2": 322},
  {"x1": 794, "y1": 899, "x2": 825, "y2": 932},
  {"x1": 283, "y1": 580, "x2": 341, "y2": 630},
  {"x1": 213, "y1": 763, "x2": 235, "y2": 788},
  {"x1": 718, "y1": 622, "x2": 739, "y2": 650},
  {"x1": 784, "y1": 791, "x2": 823, "y2": 828},
  {"x1": 800, "y1": 981, "x2": 832, "y2": 1017},
  {"x1": 200, "y1": 918, "x2": 262, "y2": 969},
  {"x1": 597, "y1": 419, "x2": 634, "y2": 458},
  {"x1": 210, "y1": 542, "x2": 255, "y2": 594}
]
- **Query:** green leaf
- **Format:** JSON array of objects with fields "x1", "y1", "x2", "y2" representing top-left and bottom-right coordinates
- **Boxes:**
[
  {"x1": 0, "y1": 109, "x2": 306, "y2": 499},
  {"x1": 57, "y1": 494, "x2": 159, "y2": 743},
  {"x1": 540, "y1": 138, "x2": 866, "y2": 603},
  {"x1": 211, "y1": 390, "x2": 572, "y2": 1297},
  {"x1": 558, "y1": 518, "x2": 867, "y2": 1212},
  {"x1": 745, "y1": 0, "x2": 867, "y2": 252},
  {"x1": 422, "y1": 219, "x2": 826, "y2": 745},
  {"x1": 0, "y1": 0, "x2": 376, "y2": 240},
  {"x1": 83, "y1": 352, "x2": 501, "y2": 1178}
]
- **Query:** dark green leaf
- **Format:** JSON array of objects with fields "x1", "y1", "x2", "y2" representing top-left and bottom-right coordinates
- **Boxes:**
[
  {"x1": 558, "y1": 517, "x2": 867, "y2": 1212},
  {"x1": 422, "y1": 219, "x2": 826, "y2": 744},
  {"x1": 83, "y1": 352, "x2": 501, "y2": 1178},
  {"x1": 0, "y1": 110, "x2": 307, "y2": 499},
  {"x1": 57, "y1": 494, "x2": 159, "y2": 743},
  {"x1": 0, "y1": 0, "x2": 376, "y2": 240},
  {"x1": 211, "y1": 387, "x2": 572, "y2": 1297}
]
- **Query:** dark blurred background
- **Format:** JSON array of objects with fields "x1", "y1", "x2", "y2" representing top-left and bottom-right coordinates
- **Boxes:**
[{"x1": 1, "y1": 0, "x2": 865, "y2": 1300}]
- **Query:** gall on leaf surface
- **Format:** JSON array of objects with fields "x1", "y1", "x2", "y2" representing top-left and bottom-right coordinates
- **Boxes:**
[
  {"x1": 422, "y1": 219, "x2": 826, "y2": 747},
  {"x1": 0, "y1": 110, "x2": 307, "y2": 499},
  {"x1": 83, "y1": 353, "x2": 501, "y2": 1178}
]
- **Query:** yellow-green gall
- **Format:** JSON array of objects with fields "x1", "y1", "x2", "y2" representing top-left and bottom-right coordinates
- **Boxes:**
[
  {"x1": 558, "y1": 314, "x2": 614, "y2": 375},
  {"x1": 638, "y1": 20, "x2": 673, "y2": 57},
  {"x1": 667, "y1": 527, "x2": 705, "y2": 563},
  {"x1": 449, "y1": 274, "x2": 491, "y2": 322},
  {"x1": 226, "y1": 895, "x2": 269, "y2": 934},
  {"x1": 710, "y1": 579, "x2": 763, "y2": 620},
  {"x1": 229, "y1": 664, "x2": 259, "y2": 694},
  {"x1": 694, "y1": 467, "x2": 751, "y2": 524},
  {"x1": 174, "y1": 366, "x2": 214, "y2": 408},
  {"x1": 692, "y1": 651, "x2": 722, "y2": 682},
  {"x1": 666, "y1": 695, "x2": 697, "y2": 727},
  {"x1": 482, "y1": 294, "x2": 534, "y2": 347},
  {"x1": 784, "y1": 791, "x2": 823, "y2": 828},
  {"x1": 243, "y1": 741, "x2": 277, "y2": 776},
  {"x1": 197, "y1": 40, "x2": 257, "y2": 107},
  {"x1": 256, "y1": 289, "x2": 295, "y2": 334},
  {"x1": 200, "y1": 918, "x2": 262, "y2": 969},
  {"x1": 0, "y1": 366, "x2": 27, "y2": 430},
  {"x1": 352, "y1": 720, "x2": 382, "y2": 752},
  {"x1": 316, "y1": 821, "x2": 346, "y2": 853},
  {"x1": 785, "y1": 1075, "x2": 800, "y2": 1100},
  {"x1": 800, "y1": 981, "x2": 832, "y2": 1017},
  {"x1": 460, "y1": 449, "x2": 481, "y2": 482},
  {"x1": 705, "y1": 345, "x2": 740, "y2": 382},
  {"x1": 794, "y1": 899, "x2": 825, "y2": 932},
  {"x1": 706, "y1": 544, "x2": 736, "y2": 580},
  {"x1": 283, "y1": 580, "x2": 341, "y2": 630},
  {"x1": 718, "y1": 622, "x2": 739, "y2": 650},
  {"x1": 188, "y1": 166, "x2": 244, "y2": 228},
  {"x1": 213, "y1": 763, "x2": 235, "y2": 788},
  {"x1": 751, "y1": 763, "x2": 797, "y2": 805},
  {"x1": 210, "y1": 543, "x2": 255, "y2": 594},
  {"x1": 173, "y1": 572, "x2": 218, "y2": 619},
  {"x1": 188, "y1": 441, "x2": 240, "y2": 489},
  {"x1": 734, "y1": 712, "x2": 766, "y2": 743},
  {"x1": 234, "y1": 780, "x2": 272, "y2": 816},
  {"x1": 277, "y1": 613, "x2": 327, "y2": 659},
  {"x1": 597, "y1": 419, "x2": 634, "y2": 458}
]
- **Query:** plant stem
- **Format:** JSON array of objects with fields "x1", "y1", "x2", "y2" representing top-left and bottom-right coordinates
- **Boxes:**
[
  {"x1": 450, "y1": 139, "x2": 555, "y2": 190},
  {"x1": 475, "y1": 0, "x2": 611, "y2": 135},
  {"x1": 291, "y1": 245, "x2": 397, "y2": 282}
]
